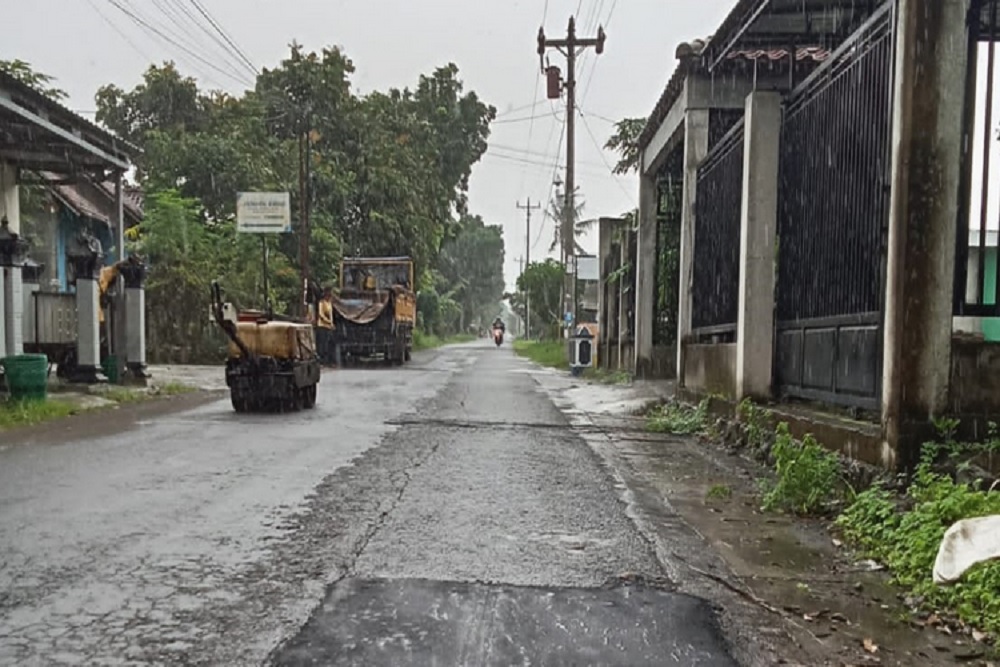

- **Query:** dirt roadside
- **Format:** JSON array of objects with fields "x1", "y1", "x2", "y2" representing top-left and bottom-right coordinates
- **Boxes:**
[
  {"x1": 0, "y1": 389, "x2": 225, "y2": 448},
  {"x1": 591, "y1": 412, "x2": 996, "y2": 667}
]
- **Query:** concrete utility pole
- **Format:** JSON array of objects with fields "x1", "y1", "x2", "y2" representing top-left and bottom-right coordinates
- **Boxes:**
[
  {"x1": 298, "y1": 113, "x2": 313, "y2": 319},
  {"x1": 537, "y1": 16, "x2": 605, "y2": 333},
  {"x1": 516, "y1": 197, "x2": 541, "y2": 337}
]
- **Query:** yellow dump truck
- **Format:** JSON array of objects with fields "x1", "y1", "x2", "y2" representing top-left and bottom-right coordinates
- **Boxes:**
[
  {"x1": 211, "y1": 282, "x2": 320, "y2": 412},
  {"x1": 332, "y1": 256, "x2": 416, "y2": 365}
]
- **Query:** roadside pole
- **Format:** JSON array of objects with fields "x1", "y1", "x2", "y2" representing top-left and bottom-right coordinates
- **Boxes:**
[
  {"x1": 516, "y1": 197, "x2": 541, "y2": 338},
  {"x1": 537, "y1": 16, "x2": 605, "y2": 344}
]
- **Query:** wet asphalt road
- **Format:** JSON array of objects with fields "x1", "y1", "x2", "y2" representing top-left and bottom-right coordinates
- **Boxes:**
[{"x1": 0, "y1": 342, "x2": 736, "y2": 666}]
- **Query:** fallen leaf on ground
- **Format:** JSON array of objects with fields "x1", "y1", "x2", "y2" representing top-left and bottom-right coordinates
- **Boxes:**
[{"x1": 863, "y1": 638, "x2": 879, "y2": 654}]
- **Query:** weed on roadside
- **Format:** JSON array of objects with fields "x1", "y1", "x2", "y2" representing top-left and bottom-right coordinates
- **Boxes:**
[
  {"x1": 646, "y1": 398, "x2": 709, "y2": 435},
  {"x1": 0, "y1": 398, "x2": 76, "y2": 430},
  {"x1": 760, "y1": 423, "x2": 842, "y2": 516},
  {"x1": 158, "y1": 382, "x2": 195, "y2": 396},
  {"x1": 584, "y1": 367, "x2": 633, "y2": 385},
  {"x1": 738, "y1": 398, "x2": 773, "y2": 455},
  {"x1": 836, "y1": 437, "x2": 1000, "y2": 637},
  {"x1": 705, "y1": 484, "x2": 732, "y2": 501},
  {"x1": 106, "y1": 388, "x2": 143, "y2": 404},
  {"x1": 512, "y1": 340, "x2": 568, "y2": 370}
]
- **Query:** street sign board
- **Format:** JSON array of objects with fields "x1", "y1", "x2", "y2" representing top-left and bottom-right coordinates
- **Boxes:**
[
  {"x1": 236, "y1": 192, "x2": 291, "y2": 233},
  {"x1": 576, "y1": 255, "x2": 599, "y2": 281}
]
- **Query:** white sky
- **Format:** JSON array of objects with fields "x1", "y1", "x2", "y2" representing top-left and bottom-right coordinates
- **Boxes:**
[{"x1": 2, "y1": 0, "x2": 734, "y2": 291}]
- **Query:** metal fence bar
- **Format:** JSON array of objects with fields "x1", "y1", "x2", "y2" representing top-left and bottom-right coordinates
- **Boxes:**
[
  {"x1": 773, "y1": 5, "x2": 894, "y2": 408},
  {"x1": 777, "y1": 10, "x2": 892, "y2": 323},
  {"x1": 956, "y1": 0, "x2": 1000, "y2": 317},
  {"x1": 691, "y1": 118, "x2": 745, "y2": 337}
]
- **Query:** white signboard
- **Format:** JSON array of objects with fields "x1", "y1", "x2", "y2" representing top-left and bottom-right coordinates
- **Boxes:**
[
  {"x1": 236, "y1": 192, "x2": 291, "y2": 233},
  {"x1": 576, "y1": 255, "x2": 599, "y2": 281}
]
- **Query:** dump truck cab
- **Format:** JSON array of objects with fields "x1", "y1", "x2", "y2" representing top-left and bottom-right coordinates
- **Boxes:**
[{"x1": 333, "y1": 256, "x2": 416, "y2": 365}]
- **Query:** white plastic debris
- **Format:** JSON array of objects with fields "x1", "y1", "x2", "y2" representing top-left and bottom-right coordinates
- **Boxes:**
[{"x1": 933, "y1": 515, "x2": 1000, "y2": 584}]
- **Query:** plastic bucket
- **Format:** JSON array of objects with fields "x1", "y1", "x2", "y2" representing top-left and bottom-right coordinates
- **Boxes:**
[
  {"x1": 102, "y1": 356, "x2": 120, "y2": 384},
  {"x1": 1, "y1": 354, "x2": 49, "y2": 401}
]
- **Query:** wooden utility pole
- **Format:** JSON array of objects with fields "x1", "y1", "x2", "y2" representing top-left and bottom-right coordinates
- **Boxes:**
[
  {"x1": 516, "y1": 197, "x2": 541, "y2": 337},
  {"x1": 538, "y1": 17, "x2": 605, "y2": 332}
]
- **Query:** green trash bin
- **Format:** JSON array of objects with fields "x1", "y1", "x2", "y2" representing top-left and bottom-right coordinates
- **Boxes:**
[
  {"x1": 102, "y1": 355, "x2": 120, "y2": 384},
  {"x1": 1, "y1": 354, "x2": 49, "y2": 401}
]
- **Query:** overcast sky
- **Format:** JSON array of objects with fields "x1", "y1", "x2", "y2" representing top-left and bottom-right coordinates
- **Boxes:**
[{"x1": 3, "y1": 0, "x2": 735, "y2": 290}]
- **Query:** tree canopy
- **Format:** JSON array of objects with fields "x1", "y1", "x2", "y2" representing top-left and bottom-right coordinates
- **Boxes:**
[
  {"x1": 0, "y1": 59, "x2": 68, "y2": 101},
  {"x1": 87, "y1": 45, "x2": 504, "y2": 361}
]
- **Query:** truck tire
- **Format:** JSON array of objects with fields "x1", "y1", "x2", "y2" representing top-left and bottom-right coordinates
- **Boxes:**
[
  {"x1": 231, "y1": 390, "x2": 249, "y2": 413},
  {"x1": 299, "y1": 384, "x2": 317, "y2": 409}
]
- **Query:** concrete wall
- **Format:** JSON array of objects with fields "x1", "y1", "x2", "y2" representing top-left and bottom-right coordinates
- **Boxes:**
[
  {"x1": 651, "y1": 344, "x2": 678, "y2": 379},
  {"x1": 682, "y1": 342, "x2": 737, "y2": 397},
  {"x1": 950, "y1": 338, "x2": 1000, "y2": 415}
]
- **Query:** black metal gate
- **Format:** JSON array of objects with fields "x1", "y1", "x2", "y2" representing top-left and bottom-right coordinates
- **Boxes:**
[
  {"x1": 691, "y1": 119, "x2": 745, "y2": 341},
  {"x1": 773, "y1": 3, "x2": 895, "y2": 410}
]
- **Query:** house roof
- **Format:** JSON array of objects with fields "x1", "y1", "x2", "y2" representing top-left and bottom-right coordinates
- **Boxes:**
[
  {"x1": 0, "y1": 69, "x2": 139, "y2": 176},
  {"x1": 637, "y1": 0, "x2": 884, "y2": 151},
  {"x1": 42, "y1": 172, "x2": 143, "y2": 228}
]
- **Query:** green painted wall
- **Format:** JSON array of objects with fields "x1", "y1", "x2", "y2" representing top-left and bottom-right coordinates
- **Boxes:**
[{"x1": 983, "y1": 248, "x2": 1000, "y2": 341}]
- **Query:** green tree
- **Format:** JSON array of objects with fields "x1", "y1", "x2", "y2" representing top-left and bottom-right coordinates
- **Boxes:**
[
  {"x1": 513, "y1": 259, "x2": 564, "y2": 338},
  {"x1": 604, "y1": 117, "x2": 645, "y2": 175},
  {"x1": 93, "y1": 45, "x2": 499, "y2": 357},
  {"x1": 0, "y1": 59, "x2": 67, "y2": 100},
  {"x1": 437, "y1": 214, "x2": 505, "y2": 330}
]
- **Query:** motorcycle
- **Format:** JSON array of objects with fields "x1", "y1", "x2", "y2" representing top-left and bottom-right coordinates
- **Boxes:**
[{"x1": 493, "y1": 327, "x2": 504, "y2": 347}]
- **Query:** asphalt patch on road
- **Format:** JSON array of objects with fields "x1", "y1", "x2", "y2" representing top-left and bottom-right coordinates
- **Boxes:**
[{"x1": 272, "y1": 577, "x2": 737, "y2": 666}]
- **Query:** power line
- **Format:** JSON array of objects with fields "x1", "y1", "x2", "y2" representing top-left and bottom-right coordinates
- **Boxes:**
[
  {"x1": 153, "y1": 0, "x2": 248, "y2": 76},
  {"x1": 493, "y1": 110, "x2": 562, "y2": 125},
  {"x1": 578, "y1": 109, "x2": 636, "y2": 203},
  {"x1": 187, "y1": 0, "x2": 258, "y2": 76},
  {"x1": 140, "y1": 0, "x2": 251, "y2": 83},
  {"x1": 87, "y1": 0, "x2": 158, "y2": 68},
  {"x1": 105, "y1": 0, "x2": 254, "y2": 87},
  {"x1": 533, "y1": 119, "x2": 566, "y2": 254},
  {"x1": 518, "y1": 0, "x2": 550, "y2": 198},
  {"x1": 579, "y1": 0, "x2": 619, "y2": 109}
]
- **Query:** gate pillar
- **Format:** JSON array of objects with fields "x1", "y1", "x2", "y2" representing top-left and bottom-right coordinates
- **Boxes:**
[
  {"x1": 882, "y1": 0, "x2": 970, "y2": 469},
  {"x1": 675, "y1": 110, "x2": 710, "y2": 385},
  {"x1": 634, "y1": 170, "x2": 657, "y2": 377},
  {"x1": 736, "y1": 91, "x2": 781, "y2": 401}
]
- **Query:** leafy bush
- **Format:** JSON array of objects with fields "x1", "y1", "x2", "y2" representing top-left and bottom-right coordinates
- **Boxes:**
[
  {"x1": 646, "y1": 399, "x2": 709, "y2": 435},
  {"x1": 760, "y1": 423, "x2": 841, "y2": 515},
  {"x1": 837, "y1": 451, "x2": 1000, "y2": 634},
  {"x1": 738, "y1": 398, "x2": 772, "y2": 454}
]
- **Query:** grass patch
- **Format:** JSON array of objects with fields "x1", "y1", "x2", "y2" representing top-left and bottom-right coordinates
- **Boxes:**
[
  {"x1": 706, "y1": 484, "x2": 732, "y2": 501},
  {"x1": 512, "y1": 339, "x2": 568, "y2": 370},
  {"x1": 158, "y1": 381, "x2": 195, "y2": 396},
  {"x1": 105, "y1": 387, "x2": 143, "y2": 404},
  {"x1": 412, "y1": 330, "x2": 476, "y2": 351},
  {"x1": 583, "y1": 367, "x2": 632, "y2": 385},
  {"x1": 0, "y1": 397, "x2": 76, "y2": 431},
  {"x1": 835, "y1": 423, "x2": 1000, "y2": 636},
  {"x1": 646, "y1": 398, "x2": 709, "y2": 435}
]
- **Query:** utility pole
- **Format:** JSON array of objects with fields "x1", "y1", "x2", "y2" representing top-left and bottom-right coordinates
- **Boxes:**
[
  {"x1": 298, "y1": 112, "x2": 313, "y2": 319},
  {"x1": 516, "y1": 197, "x2": 541, "y2": 338},
  {"x1": 538, "y1": 16, "x2": 605, "y2": 335}
]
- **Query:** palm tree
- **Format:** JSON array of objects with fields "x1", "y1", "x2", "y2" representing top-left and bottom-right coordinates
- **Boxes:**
[{"x1": 548, "y1": 185, "x2": 591, "y2": 255}]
